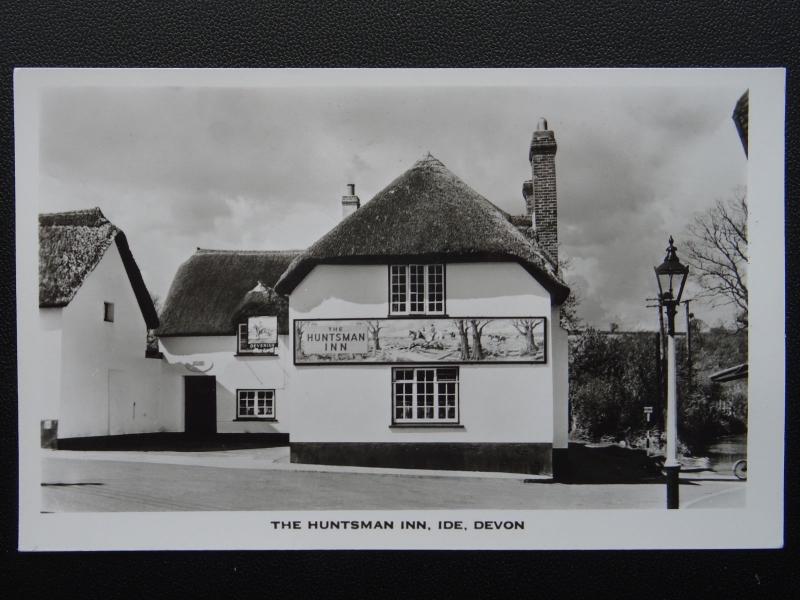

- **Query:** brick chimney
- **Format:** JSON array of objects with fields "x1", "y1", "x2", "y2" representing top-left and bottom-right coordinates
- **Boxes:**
[
  {"x1": 522, "y1": 117, "x2": 558, "y2": 266},
  {"x1": 342, "y1": 183, "x2": 360, "y2": 219}
]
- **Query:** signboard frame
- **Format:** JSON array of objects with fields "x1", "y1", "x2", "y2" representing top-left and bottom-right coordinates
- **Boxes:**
[{"x1": 293, "y1": 316, "x2": 548, "y2": 366}]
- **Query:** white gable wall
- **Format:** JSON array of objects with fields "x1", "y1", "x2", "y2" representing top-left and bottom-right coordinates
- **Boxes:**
[
  {"x1": 38, "y1": 307, "x2": 63, "y2": 422},
  {"x1": 57, "y1": 242, "x2": 181, "y2": 438},
  {"x1": 288, "y1": 262, "x2": 556, "y2": 444}
]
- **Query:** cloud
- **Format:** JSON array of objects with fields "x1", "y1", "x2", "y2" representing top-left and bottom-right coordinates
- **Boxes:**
[{"x1": 38, "y1": 83, "x2": 747, "y2": 328}]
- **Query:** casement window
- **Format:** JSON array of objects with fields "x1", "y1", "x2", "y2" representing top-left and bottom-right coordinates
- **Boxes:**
[
  {"x1": 237, "y1": 321, "x2": 278, "y2": 355},
  {"x1": 103, "y1": 302, "x2": 115, "y2": 322},
  {"x1": 389, "y1": 264, "x2": 445, "y2": 315},
  {"x1": 237, "y1": 389, "x2": 275, "y2": 420},
  {"x1": 392, "y1": 367, "x2": 459, "y2": 424}
]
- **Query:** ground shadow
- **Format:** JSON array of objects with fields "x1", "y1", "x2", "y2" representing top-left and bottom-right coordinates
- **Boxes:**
[
  {"x1": 552, "y1": 442, "x2": 667, "y2": 484},
  {"x1": 53, "y1": 432, "x2": 289, "y2": 452}
]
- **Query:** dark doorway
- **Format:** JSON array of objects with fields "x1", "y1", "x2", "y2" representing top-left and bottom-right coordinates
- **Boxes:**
[{"x1": 185, "y1": 376, "x2": 217, "y2": 436}]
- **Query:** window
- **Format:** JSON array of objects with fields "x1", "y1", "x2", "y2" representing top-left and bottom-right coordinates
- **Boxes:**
[
  {"x1": 237, "y1": 389, "x2": 275, "y2": 420},
  {"x1": 103, "y1": 302, "x2": 115, "y2": 322},
  {"x1": 392, "y1": 367, "x2": 458, "y2": 424},
  {"x1": 389, "y1": 264, "x2": 445, "y2": 315}
]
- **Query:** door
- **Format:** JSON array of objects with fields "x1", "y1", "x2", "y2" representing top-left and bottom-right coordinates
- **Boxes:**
[{"x1": 184, "y1": 376, "x2": 216, "y2": 436}]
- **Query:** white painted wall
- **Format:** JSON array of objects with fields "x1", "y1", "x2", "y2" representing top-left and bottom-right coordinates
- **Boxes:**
[
  {"x1": 159, "y1": 335, "x2": 291, "y2": 433},
  {"x1": 38, "y1": 307, "x2": 63, "y2": 422},
  {"x1": 288, "y1": 262, "x2": 556, "y2": 444},
  {"x1": 56, "y1": 242, "x2": 182, "y2": 438}
]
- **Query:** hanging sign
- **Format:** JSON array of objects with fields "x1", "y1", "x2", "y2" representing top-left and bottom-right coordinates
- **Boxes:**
[{"x1": 247, "y1": 315, "x2": 278, "y2": 350}]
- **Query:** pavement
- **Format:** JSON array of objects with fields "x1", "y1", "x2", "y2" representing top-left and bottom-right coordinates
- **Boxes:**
[{"x1": 40, "y1": 447, "x2": 746, "y2": 512}]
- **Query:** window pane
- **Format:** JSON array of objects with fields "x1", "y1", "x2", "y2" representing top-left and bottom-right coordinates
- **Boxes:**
[
  {"x1": 409, "y1": 265, "x2": 425, "y2": 312},
  {"x1": 390, "y1": 265, "x2": 407, "y2": 313},
  {"x1": 426, "y1": 265, "x2": 443, "y2": 312}
]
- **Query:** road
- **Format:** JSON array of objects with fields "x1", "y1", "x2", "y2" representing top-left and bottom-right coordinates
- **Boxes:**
[{"x1": 41, "y1": 451, "x2": 746, "y2": 512}]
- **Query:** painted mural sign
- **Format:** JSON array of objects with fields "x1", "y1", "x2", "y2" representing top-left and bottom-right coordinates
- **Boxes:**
[
  {"x1": 294, "y1": 317, "x2": 547, "y2": 364},
  {"x1": 246, "y1": 315, "x2": 278, "y2": 352}
]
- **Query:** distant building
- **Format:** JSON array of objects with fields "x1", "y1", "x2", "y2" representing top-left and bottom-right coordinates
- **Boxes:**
[{"x1": 38, "y1": 208, "x2": 178, "y2": 446}]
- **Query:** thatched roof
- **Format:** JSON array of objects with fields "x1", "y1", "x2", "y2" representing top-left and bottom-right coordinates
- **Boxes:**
[
  {"x1": 157, "y1": 249, "x2": 300, "y2": 336},
  {"x1": 274, "y1": 155, "x2": 570, "y2": 303},
  {"x1": 230, "y1": 282, "x2": 290, "y2": 335},
  {"x1": 39, "y1": 208, "x2": 159, "y2": 329},
  {"x1": 732, "y1": 89, "x2": 748, "y2": 157}
]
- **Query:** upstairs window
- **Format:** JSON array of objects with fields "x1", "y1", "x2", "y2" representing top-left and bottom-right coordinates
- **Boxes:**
[
  {"x1": 389, "y1": 264, "x2": 445, "y2": 315},
  {"x1": 103, "y1": 302, "x2": 115, "y2": 322}
]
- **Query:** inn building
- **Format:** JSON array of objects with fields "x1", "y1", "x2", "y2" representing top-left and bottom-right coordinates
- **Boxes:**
[{"x1": 276, "y1": 120, "x2": 569, "y2": 475}]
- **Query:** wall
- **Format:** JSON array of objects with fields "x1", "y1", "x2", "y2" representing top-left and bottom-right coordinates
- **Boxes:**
[
  {"x1": 288, "y1": 262, "x2": 555, "y2": 444},
  {"x1": 38, "y1": 307, "x2": 63, "y2": 422},
  {"x1": 159, "y1": 335, "x2": 290, "y2": 433},
  {"x1": 57, "y1": 243, "x2": 182, "y2": 438}
]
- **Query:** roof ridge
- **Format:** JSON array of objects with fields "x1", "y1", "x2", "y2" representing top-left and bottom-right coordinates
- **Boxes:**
[
  {"x1": 195, "y1": 248, "x2": 304, "y2": 255},
  {"x1": 39, "y1": 207, "x2": 111, "y2": 228}
]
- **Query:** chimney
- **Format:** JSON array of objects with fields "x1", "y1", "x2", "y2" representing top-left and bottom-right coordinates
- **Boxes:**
[
  {"x1": 522, "y1": 117, "x2": 558, "y2": 267},
  {"x1": 341, "y1": 183, "x2": 360, "y2": 219}
]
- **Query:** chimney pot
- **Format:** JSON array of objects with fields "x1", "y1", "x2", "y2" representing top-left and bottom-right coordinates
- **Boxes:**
[
  {"x1": 537, "y1": 117, "x2": 548, "y2": 131},
  {"x1": 341, "y1": 183, "x2": 361, "y2": 219}
]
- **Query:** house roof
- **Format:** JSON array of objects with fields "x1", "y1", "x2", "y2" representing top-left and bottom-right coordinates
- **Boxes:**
[
  {"x1": 39, "y1": 208, "x2": 159, "y2": 329},
  {"x1": 274, "y1": 154, "x2": 570, "y2": 304},
  {"x1": 157, "y1": 249, "x2": 300, "y2": 337},
  {"x1": 230, "y1": 282, "x2": 290, "y2": 335}
]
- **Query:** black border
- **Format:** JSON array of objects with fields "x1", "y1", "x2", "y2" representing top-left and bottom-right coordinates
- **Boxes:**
[
  {"x1": 293, "y1": 316, "x2": 549, "y2": 365},
  {"x1": 3, "y1": 1, "x2": 796, "y2": 597}
]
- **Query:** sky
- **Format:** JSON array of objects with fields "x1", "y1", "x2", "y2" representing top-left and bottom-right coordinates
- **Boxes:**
[{"x1": 38, "y1": 83, "x2": 748, "y2": 330}]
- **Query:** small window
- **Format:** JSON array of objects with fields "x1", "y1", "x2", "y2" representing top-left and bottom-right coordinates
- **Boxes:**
[
  {"x1": 389, "y1": 264, "x2": 445, "y2": 315},
  {"x1": 392, "y1": 367, "x2": 459, "y2": 424},
  {"x1": 103, "y1": 302, "x2": 115, "y2": 322},
  {"x1": 237, "y1": 389, "x2": 275, "y2": 420}
]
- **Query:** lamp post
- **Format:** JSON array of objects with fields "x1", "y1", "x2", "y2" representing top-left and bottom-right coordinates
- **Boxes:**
[{"x1": 654, "y1": 236, "x2": 689, "y2": 509}]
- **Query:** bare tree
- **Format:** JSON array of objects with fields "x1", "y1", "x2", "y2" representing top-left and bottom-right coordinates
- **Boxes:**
[
  {"x1": 367, "y1": 320, "x2": 383, "y2": 351},
  {"x1": 295, "y1": 321, "x2": 306, "y2": 355},
  {"x1": 453, "y1": 319, "x2": 471, "y2": 360},
  {"x1": 469, "y1": 319, "x2": 492, "y2": 360},
  {"x1": 512, "y1": 318, "x2": 543, "y2": 355},
  {"x1": 684, "y1": 190, "x2": 748, "y2": 328}
]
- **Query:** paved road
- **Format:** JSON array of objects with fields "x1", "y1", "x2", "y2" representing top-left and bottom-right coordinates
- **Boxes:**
[{"x1": 41, "y1": 453, "x2": 745, "y2": 512}]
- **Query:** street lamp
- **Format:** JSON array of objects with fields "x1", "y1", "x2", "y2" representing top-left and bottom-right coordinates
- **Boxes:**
[{"x1": 654, "y1": 236, "x2": 689, "y2": 509}]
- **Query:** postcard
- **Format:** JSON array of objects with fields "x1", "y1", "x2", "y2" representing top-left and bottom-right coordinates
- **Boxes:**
[{"x1": 16, "y1": 68, "x2": 785, "y2": 550}]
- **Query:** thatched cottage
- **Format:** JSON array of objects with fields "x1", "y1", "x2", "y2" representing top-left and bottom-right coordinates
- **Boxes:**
[
  {"x1": 157, "y1": 249, "x2": 298, "y2": 438},
  {"x1": 38, "y1": 208, "x2": 180, "y2": 446},
  {"x1": 277, "y1": 120, "x2": 569, "y2": 475},
  {"x1": 157, "y1": 120, "x2": 570, "y2": 475}
]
